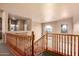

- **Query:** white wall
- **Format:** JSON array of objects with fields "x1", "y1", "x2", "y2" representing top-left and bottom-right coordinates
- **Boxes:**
[
  {"x1": 56, "y1": 17, "x2": 73, "y2": 33},
  {"x1": 42, "y1": 17, "x2": 73, "y2": 34},
  {"x1": 73, "y1": 16, "x2": 79, "y2": 34},
  {"x1": 0, "y1": 11, "x2": 8, "y2": 43},
  {"x1": 2, "y1": 11, "x2": 8, "y2": 43},
  {"x1": 32, "y1": 22, "x2": 41, "y2": 41}
]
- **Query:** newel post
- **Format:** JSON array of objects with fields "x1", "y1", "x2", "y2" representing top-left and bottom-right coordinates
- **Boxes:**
[
  {"x1": 32, "y1": 31, "x2": 35, "y2": 56},
  {"x1": 46, "y1": 32, "x2": 48, "y2": 51}
]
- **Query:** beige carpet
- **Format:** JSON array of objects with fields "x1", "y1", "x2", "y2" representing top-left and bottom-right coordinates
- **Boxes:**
[{"x1": 0, "y1": 40, "x2": 14, "y2": 56}]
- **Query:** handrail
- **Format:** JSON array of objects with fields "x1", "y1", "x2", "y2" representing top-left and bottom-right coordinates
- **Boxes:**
[
  {"x1": 48, "y1": 32, "x2": 79, "y2": 36},
  {"x1": 34, "y1": 34, "x2": 46, "y2": 44}
]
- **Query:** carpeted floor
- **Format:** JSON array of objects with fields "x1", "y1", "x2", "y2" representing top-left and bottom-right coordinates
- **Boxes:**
[
  {"x1": 38, "y1": 50, "x2": 63, "y2": 56},
  {"x1": 0, "y1": 40, "x2": 14, "y2": 56},
  {"x1": 41, "y1": 51, "x2": 62, "y2": 56}
]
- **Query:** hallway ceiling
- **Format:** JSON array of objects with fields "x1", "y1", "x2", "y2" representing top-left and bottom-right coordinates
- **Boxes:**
[{"x1": 0, "y1": 3, "x2": 79, "y2": 23}]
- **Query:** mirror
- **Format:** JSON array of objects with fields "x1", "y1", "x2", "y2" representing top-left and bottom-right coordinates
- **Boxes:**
[{"x1": 61, "y1": 24, "x2": 68, "y2": 33}]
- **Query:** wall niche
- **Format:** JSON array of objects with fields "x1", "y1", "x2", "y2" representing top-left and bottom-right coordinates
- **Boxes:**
[{"x1": 8, "y1": 14, "x2": 31, "y2": 31}]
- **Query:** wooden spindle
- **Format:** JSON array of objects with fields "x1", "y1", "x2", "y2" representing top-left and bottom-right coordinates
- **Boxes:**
[
  {"x1": 55, "y1": 34, "x2": 57, "y2": 51},
  {"x1": 52, "y1": 34, "x2": 53, "y2": 51},
  {"x1": 57, "y1": 34, "x2": 58, "y2": 53},
  {"x1": 59, "y1": 34, "x2": 60, "y2": 54},
  {"x1": 67, "y1": 36, "x2": 69, "y2": 56},
  {"x1": 62, "y1": 35, "x2": 63, "y2": 55},
  {"x1": 65, "y1": 35, "x2": 67, "y2": 56},
  {"x1": 74, "y1": 36, "x2": 76, "y2": 56},
  {"x1": 70, "y1": 36, "x2": 72, "y2": 56},
  {"x1": 64, "y1": 35, "x2": 66, "y2": 56},
  {"x1": 58, "y1": 35, "x2": 59, "y2": 53},
  {"x1": 55, "y1": 34, "x2": 57, "y2": 52}
]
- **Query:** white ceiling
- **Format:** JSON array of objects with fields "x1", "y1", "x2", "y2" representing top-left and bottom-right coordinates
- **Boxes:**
[{"x1": 0, "y1": 3, "x2": 79, "y2": 23}]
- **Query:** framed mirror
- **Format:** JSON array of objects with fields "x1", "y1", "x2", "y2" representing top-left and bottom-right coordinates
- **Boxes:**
[{"x1": 61, "y1": 24, "x2": 68, "y2": 33}]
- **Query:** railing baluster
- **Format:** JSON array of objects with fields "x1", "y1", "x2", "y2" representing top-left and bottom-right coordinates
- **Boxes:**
[
  {"x1": 56, "y1": 34, "x2": 57, "y2": 52},
  {"x1": 74, "y1": 36, "x2": 76, "y2": 56},
  {"x1": 64, "y1": 35, "x2": 66, "y2": 55},
  {"x1": 59, "y1": 34, "x2": 60, "y2": 53},
  {"x1": 52, "y1": 34, "x2": 54, "y2": 51},
  {"x1": 64, "y1": 35, "x2": 66, "y2": 56},
  {"x1": 57, "y1": 34, "x2": 58, "y2": 53},
  {"x1": 67, "y1": 36, "x2": 69, "y2": 56},
  {"x1": 65, "y1": 35, "x2": 67, "y2": 56},
  {"x1": 55, "y1": 34, "x2": 56, "y2": 52},
  {"x1": 58, "y1": 35, "x2": 59, "y2": 53},
  {"x1": 70, "y1": 36, "x2": 72, "y2": 56},
  {"x1": 62, "y1": 35, "x2": 63, "y2": 55},
  {"x1": 54, "y1": 34, "x2": 56, "y2": 52},
  {"x1": 55, "y1": 35, "x2": 57, "y2": 52},
  {"x1": 58, "y1": 34, "x2": 59, "y2": 53}
]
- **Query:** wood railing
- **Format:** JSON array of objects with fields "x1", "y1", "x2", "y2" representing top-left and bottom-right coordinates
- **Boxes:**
[
  {"x1": 47, "y1": 33, "x2": 79, "y2": 56},
  {"x1": 6, "y1": 32, "x2": 34, "y2": 56},
  {"x1": 6, "y1": 32, "x2": 79, "y2": 56}
]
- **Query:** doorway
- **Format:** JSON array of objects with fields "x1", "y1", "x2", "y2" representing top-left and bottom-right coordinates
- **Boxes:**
[
  {"x1": 44, "y1": 25, "x2": 53, "y2": 33},
  {"x1": 44, "y1": 25, "x2": 53, "y2": 49},
  {"x1": 0, "y1": 17, "x2": 2, "y2": 43}
]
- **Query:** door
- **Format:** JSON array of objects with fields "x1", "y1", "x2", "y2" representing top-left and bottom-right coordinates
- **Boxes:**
[{"x1": 0, "y1": 18, "x2": 2, "y2": 40}]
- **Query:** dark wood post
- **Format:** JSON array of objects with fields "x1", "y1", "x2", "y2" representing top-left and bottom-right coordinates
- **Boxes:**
[
  {"x1": 46, "y1": 32, "x2": 48, "y2": 51},
  {"x1": 32, "y1": 31, "x2": 35, "y2": 56}
]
